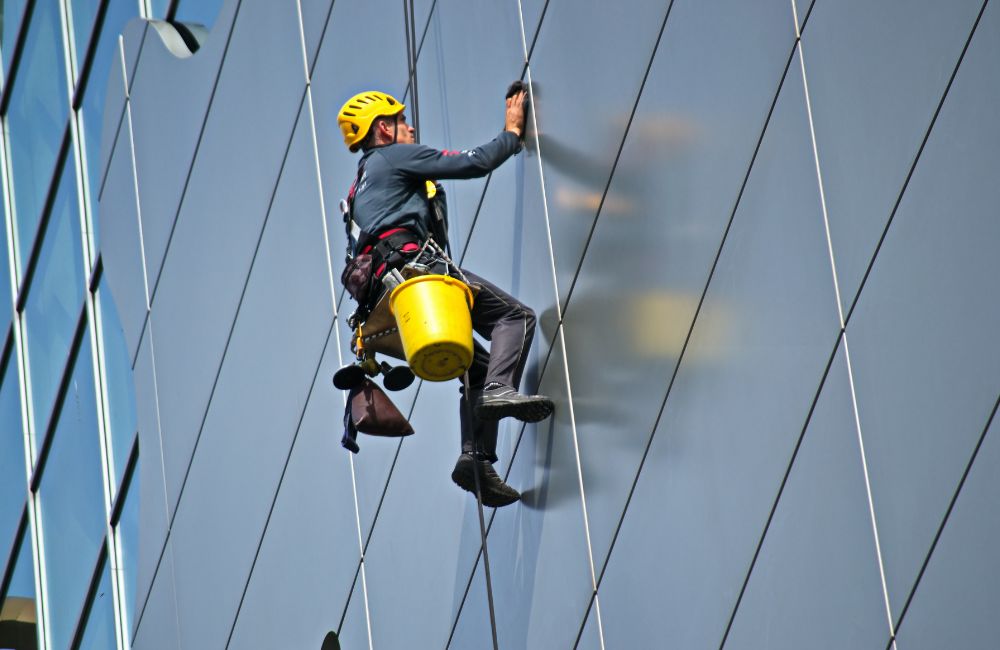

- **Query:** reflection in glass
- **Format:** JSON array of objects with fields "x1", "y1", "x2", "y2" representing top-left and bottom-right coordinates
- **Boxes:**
[
  {"x1": 76, "y1": 557, "x2": 116, "y2": 650},
  {"x1": 37, "y1": 332, "x2": 105, "y2": 650},
  {"x1": 97, "y1": 281, "x2": 137, "y2": 493},
  {"x1": 80, "y1": 0, "x2": 141, "y2": 247},
  {"x1": 0, "y1": 530, "x2": 39, "y2": 650},
  {"x1": 5, "y1": 0, "x2": 70, "y2": 271},
  {"x1": 69, "y1": 0, "x2": 101, "y2": 78},
  {"x1": 117, "y1": 470, "x2": 139, "y2": 638},
  {"x1": 1, "y1": 355, "x2": 27, "y2": 567},
  {"x1": 23, "y1": 156, "x2": 85, "y2": 451},
  {"x1": 0, "y1": 0, "x2": 28, "y2": 77}
]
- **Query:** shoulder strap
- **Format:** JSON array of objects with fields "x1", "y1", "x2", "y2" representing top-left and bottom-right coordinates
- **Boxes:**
[{"x1": 342, "y1": 161, "x2": 367, "y2": 260}]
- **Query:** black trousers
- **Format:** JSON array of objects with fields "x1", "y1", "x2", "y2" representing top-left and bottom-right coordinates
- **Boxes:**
[{"x1": 458, "y1": 270, "x2": 536, "y2": 462}]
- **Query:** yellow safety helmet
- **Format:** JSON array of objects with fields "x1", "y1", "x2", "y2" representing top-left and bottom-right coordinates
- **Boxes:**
[{"x1": 337, "y1": 91, "x2": 405, "y2": 152}]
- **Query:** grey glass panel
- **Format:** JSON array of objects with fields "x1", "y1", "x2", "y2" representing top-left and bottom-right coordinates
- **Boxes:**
[
  {"x1": 526, "y1": 0, "x2": 668, "y2": 309},
  {"x1": 80, "y1": 0, "x2": 141, "y2": 246},
  {"x1": 725, "y1": 346, "x2": 889, "y2": 648},
  {"x1": 126, "y1": 0, "x2": 238, "y2": 292},
  {"x1": 131, "y1": 540, "x2": 180, "y2": 650},
  {"x1": 311, "y1": 0, "x2": 409, "y2": 291},
  {"x1": 0, "y1": 355, "x2": 25, "y2": 568},
  {"x1": 803, "y1": 0, "x2": 983, "y2": 315},
  {"x1": 576, "y1": 600, "x2": 602, "y2": 650},
  {"x1": 894, "y1": 414, "x2": 1000, "y2": 648},
  {"x1": 563, "y1": 0, "x2": 794, "y2": 573},
  {"x1": 117, "y1": 467, "x2": 139, "y2": 638},
  {"x1": 1, "y1": 0, "x2": 28, "y2": 77},
  {"x1": 140, "y1": 0, "x2": 305, "y2": 517},
  {"x1": 845, "y1": 0, "x2": 1000, "y2": 624},
  {"x1": 447, "y1": 559, "x2": 491, "y2": 650},
  {"x1": 0, "y1": 530, "x2": 39, "y2": 650},
  {"x1": 298, "y1": 0, "x2": 332, "y2": 73},
  {"x1": 165, "y1": 100, "x2": 336, "y2": 650},
  {"x1": 415, "y1": 2, "x2": 525, "y2": 254},
  {"x1": 97, "y1": 279, "x2": 137, "y2": 493},
  {"x1": 337, "y1": 580, "x2": 369, "y2": 650},
  {"x1": 489, "y1": 332, "x2": 594, "y2": 649},
  {"x1": 363, "y1": 379, "x2": 487, "y2": 649},
  {"x1": 98, "y1": 112, "x2": 147, "y2": 363},
  {"x1": 77, "y1": 557, "x2": 116, "y2": 650},
  {"x1": 519, "y1": 0, "x2": 546, "y2": 52},
  {"x1": 173, "y1": 0, "x2": 224, "y2": 29},
  {"x1": 598, "y1": 52, "x2": 840, "y2": 649},
  {"x1": 69, "y1": 0, "x2": 101, "y2": 76},
  {"x1": 37, "y1": 332, "x2": 105, "y2": 650},
  {"x1": 132, "y1": 323, "x2": 168, "y2": 622},
  {"x1": 6, "y1": 0, "x2": 70, "y2": 270},
  {"x1": 227, "y1": 328, "x2": 365, "y2": 650},
  {"x1": 23, "y1": 157, "x2": 85, "y2": 447}
]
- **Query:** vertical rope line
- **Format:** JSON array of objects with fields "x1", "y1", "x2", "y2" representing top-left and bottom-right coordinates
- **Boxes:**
[
  {"x1": 407, "y1": 0, "x2": 420, "y2": 141},
  {"x1": 462, "y1": 370, "x2": 500, "y2": 650}
]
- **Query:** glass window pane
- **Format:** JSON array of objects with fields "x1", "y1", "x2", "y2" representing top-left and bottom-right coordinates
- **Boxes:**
[
  {"x1": 79, "y1": 0, "x2": 141, "y2": 248},
  {"x1": 22, "y1": 156, "x2": 85, "y2": 452},
  {"x1": 69, "y1": 0, "x2": 101, "y2": 77},
  {"x1": 5, "y1": 0, "x2": 70, "y2": 272},
  {"x1": 1, "y1": 0, "x2": 28, "y2": 78},
  {"x1": 96, "y1": 279, "x2": 136, "y2": 493},
  {"x1": 37, "y1": 332, "x2": 105, "y2": 650},
  {"x1": 148, "y1": 0, "x2": 169, "y2": 19},
  {"x1": 116, "y1": 470, "x2": 138, "y2": 638},
  {"x1": 76, "y1": 556, "x2": 116, "y2": 650},
  {"x1": 0, "y1": 529, "x2": 39, "y2": 650},
  {"x1": 0, "y1": 353, "x2": 26, "y2": 567}
]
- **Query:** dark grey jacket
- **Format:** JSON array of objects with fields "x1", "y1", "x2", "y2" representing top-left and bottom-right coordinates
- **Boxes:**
[{"x1": 349, "y1": 131, "x2": 521, "y2": 253}]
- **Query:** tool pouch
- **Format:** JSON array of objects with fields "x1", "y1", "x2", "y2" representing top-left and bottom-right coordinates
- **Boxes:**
[
  {"x1": 341, "y1": 253, "x2": 374, "y2": 304},
  {"x1": 341, "y1": 379, "x2": 414, "y2": 453}
]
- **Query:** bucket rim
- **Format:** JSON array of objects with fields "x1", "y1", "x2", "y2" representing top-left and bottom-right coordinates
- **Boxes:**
[{"x1": 389, "y1": 274, "x2": 473, "y2": 312}]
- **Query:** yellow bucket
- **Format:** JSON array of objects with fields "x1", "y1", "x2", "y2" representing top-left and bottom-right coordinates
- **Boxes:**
[{"x1": 389, "y1": 275, "x2": 474, "y2": 381}]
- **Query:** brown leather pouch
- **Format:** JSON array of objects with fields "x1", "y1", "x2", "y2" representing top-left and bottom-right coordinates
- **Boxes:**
[
  {"x1": 341, "y1": 254, "x2": 373, "y2": 303},
  {"x1": 351, "y1": 379, "x2": 414, "y2": 437}
]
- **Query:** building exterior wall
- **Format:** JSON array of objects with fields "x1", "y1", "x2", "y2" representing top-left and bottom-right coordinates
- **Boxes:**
[{"x1": 93, "y1": 0, "x2": 1000, "y2": 648}]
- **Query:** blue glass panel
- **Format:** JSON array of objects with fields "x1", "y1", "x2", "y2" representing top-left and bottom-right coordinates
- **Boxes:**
[
  {"x1": 80, "y1": 0, "x2": 141, "y2": 247},
  {"x1": 0, "y1": 0, "x2": 28, "y2": 77},
  {"x1": 802, "y1": 0, "x2": 983, "y2": 315},
  {"x1": 6, "y1": 0, "x2": 70, "y2": 272},
  {"x1": 447, "y1": 559, "x2": 492, "y2": 650},
  {"x1": 117, "y1": 468, "x2": 139, "y2": 638},
  {"x1": 148, "y1": 0, "x2": 169, "y2": 19},
  {"x1": 844, "y1": 0, "x2": 1000, "y2": 623},
  {"x1": 489, "y1": 333, "x2": 594, "y2": 650},
  {"x1": 69, "y1": 0, "x2": 101, "y2": 76},
  {"x1": 97, "y1": 280, "x2": 137, "y2": 493},
  {"x1": 0, "y1": 355, "x2": 26, "y2": 567},
  {"x1": 563, "y1": 0, "x2": 793, "y2": 576},
  {"x1": 894, "y1": 414, "x2": 1000, "y2": 648},
  {"x1": 173, "y1": 0, "x2": 224, "y2": 30},
  {"x1": 724, "y1": 347, "x2": 889, "y2": 648},
  {"x1": 337, "y1": 580, "x2": 369, "y2": 650},
  {"x1": 576, "y1": 600, "x2": 603, "y2": 650},
  {"x1": 23, "y1": 157, "x2": 85, "y2": 450},
  {"x1": 0, "y1": 530, "x2": 39, "y2": 649},
  {"x1": 131, "y1": 540, "x2": 180, "y2": 650},
  {"x1": 77, "y1": 557, "x2": 116, "y2": 650},
  {"x1": 226, "y1": 328, "x2": 364, "y2": 650},
  {"x1": 37, "y1": 332, "x2": 106, "y2": 650}
]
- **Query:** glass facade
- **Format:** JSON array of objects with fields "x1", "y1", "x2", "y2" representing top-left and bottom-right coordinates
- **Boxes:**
[
  {"x1": 10, "y1": 0, "x2": 996, "y2": 649},
  {"x1": 0, "y1": 1, "x2": 222, "y2": 648}
]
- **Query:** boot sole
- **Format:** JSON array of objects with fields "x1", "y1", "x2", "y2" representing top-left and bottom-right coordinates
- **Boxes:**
[{"x1": 474, "y1": 398, "x2": 554, "y2": 423}]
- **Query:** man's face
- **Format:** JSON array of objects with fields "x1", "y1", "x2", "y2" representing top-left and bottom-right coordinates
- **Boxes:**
[{"x1": 392, "y1": 113, "x2": 416, "y2": 144}]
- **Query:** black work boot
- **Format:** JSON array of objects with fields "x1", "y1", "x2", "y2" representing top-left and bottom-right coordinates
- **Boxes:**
[
  {"x1": 474, "y1": 384, "x2": 554, "y2": 423},
  {"x1": 451, "y1": 453, "x2": 521, "y2": 508}
]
